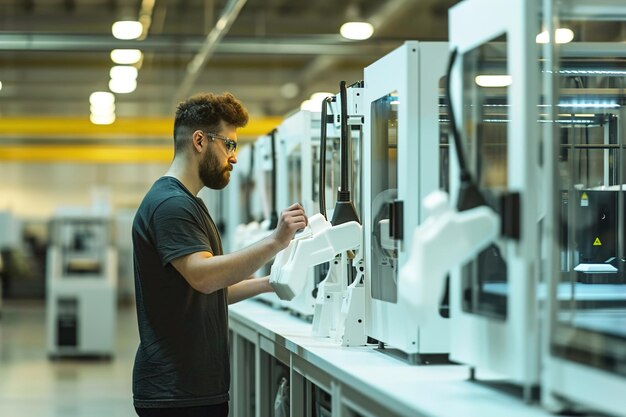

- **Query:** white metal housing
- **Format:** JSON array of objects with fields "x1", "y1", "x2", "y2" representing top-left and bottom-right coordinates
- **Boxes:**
[
  {"x1": 363, "y1": 41, "x2": 449, "y2": 356},
  {"x1": 447, "y1": 0, "x2": 541, "y2": 389}
]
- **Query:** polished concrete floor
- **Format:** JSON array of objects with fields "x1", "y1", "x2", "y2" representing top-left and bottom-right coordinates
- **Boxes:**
[{"x1": 0, "y1": 300, "x2": 139, "y2": 417}]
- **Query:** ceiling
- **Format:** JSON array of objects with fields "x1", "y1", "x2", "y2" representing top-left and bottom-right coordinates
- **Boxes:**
[{"x1": 0, "y1": 0, "x2": 457, "y2": 140}]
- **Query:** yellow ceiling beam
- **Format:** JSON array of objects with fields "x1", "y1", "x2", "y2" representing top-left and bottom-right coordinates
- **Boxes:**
[
  {"x1": 0, "y1": 116, "x2": 283, "y2": 139},
  {"x1": 0, "y1": 145, "x2": 174, "y2": 163}
]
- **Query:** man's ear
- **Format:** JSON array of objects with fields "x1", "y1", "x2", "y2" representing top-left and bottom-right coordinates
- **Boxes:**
[{"x1": 192, "y1": 130, "x2": 205, "y2": 153}]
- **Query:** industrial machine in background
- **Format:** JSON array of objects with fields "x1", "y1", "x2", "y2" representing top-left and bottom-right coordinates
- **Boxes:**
[
  {"x1": 0, "y1": 210, "x2": 21, "y2": 317},
  {"x1": 223, "y1": 143, "x2": 255, "y2": 253},
  {"x1": 46, "y1": 211, "x2": 117, "y2": 359},
  {"x1": 275, "y1": 109, "x2": 334, "y2": 318},
  {"x1": 541, "y1": 0, "x2": 626, "y2": 414},
  {"x1": 363, "y1": 41, "x2": 451, "y2": 363},
  {"x1": 271, "y1": 81, "x2": 367, "y2": 346},
  {"x1": 446, "y1": 0, "x2": 541, "y2": 398},
  {"x1": 246, "y1": 131, "x2": 285, "y2": 308}
]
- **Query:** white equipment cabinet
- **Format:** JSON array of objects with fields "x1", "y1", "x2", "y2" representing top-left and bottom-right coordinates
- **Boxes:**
[
  {"x1": 0, "y1": 210, "x2": 21, "y2": 317},
  {"x1": 46, "y1": 214, "x2": 117, "y2": 358},
  {"x1": 447, "y1": 0, "x2": 541, "y2": 397},
  {"x1": 277, "y1": 110, "x2": 322, "y2": 317},
  {"x1": 363, "y1": 41, "x2": 449, "y2": 362},
  {"x1": 252, "y1": 131, "x2": 286, "y2": 308}
]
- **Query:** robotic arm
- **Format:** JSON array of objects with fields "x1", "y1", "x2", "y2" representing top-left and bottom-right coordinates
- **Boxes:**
[
  {"x1": 270, "y1": 213, "x2": 362, "y2": 300},
  {"x1": 398, "y1": 190, "x2": 499, "y2": 322}
]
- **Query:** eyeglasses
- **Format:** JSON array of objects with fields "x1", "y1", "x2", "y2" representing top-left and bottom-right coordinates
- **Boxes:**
[{"x1": 203, "y1": 131, "x2": 238, "y2": 155}]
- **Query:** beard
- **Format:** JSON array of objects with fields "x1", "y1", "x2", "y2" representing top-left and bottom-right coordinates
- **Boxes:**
[{"x1": 199, "y1": 149, "x2": 231, "y2": 190}]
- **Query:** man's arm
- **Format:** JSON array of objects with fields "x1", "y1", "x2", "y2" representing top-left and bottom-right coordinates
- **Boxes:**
[
  {"x1": 171, "y1": 203, "x2": 307, "y2": 294},
  {"x1": 227, "y1": 276, "x2": 272, "y2": 304}
]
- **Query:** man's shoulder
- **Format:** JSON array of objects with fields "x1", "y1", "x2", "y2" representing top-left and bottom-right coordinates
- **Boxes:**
[
  {"x1": 136, "y1": 178, "x2": 192, "y2": 217},
  {"x1": 144, "y1": 178, "x2": 191, "y2": 204}
]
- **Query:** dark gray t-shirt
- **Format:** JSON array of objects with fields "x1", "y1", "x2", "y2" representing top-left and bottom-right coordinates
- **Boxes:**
[{"x1": 132, "y1": 176, "x2": 229, "y2": 408}]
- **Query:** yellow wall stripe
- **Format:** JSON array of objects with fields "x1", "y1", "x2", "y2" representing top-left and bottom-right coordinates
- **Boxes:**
[
  {"x1": 0, "y1": 116, "x2": 283, "y2": 138},
  {"x1": 0, "y1": 145, "x2": 174, "y2": 163}
]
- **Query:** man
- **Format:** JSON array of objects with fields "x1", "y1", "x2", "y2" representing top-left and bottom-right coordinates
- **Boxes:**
[{"x1": 132, "y1": 92, "x2": 307, "y2": 417}]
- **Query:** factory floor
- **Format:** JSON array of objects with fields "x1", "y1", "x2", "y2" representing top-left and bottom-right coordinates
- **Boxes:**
[{"x1": 0, "y1": 300, "x2": 139, "y2": 417}]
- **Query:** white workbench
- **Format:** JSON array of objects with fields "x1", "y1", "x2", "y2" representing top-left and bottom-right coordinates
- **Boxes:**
[{"x1": 228, "y1": 299, "x2": 556, "y2": 417}]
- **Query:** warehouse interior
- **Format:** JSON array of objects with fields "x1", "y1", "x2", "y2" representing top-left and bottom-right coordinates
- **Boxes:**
[{"x1": 1, "y1": 0, "x2": 626, "y2": 416}]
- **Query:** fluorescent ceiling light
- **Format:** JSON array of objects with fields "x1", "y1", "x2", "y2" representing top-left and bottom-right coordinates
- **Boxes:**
[
  {"x1": 475, "y1": 75, "x2": 512, "y2": 87},
  {"x1": 340, "y1": 21, "x2": 374, "y2": 40},
  {"x1": 300, "y1": 100, "x2": 316, "y2": 112},
  {"x1": 89, "y1": 91, "x2": 115, "y2": 107},
  {"x1": 558, "y1": 69, "x2": 626, "y2": 76},
  {"x1": 0, "y1": 81, "x2": 3, "y2": 91},
  {"x1": 110, "y1": 49, "x2": 143, "y2": 65},
  {"x1": 536, "y1": 28, "x2": 574, "y2": 44},
  {"x1": 279, "y1": 82, "x2": 299, "y2": 99},
  {"x1": 301, "y1": 92, "x2": 335, "y2": 111},
  {"x1": 310, "y1": 92, "x2": 333, "y2": 102},
  {"x1": 90, "y1": 104, "x2": 116, "y2": 115},
  {"x1": 112, "y1": 21, "x2": 143, "y2": 40},
  {"x1": 90, "y1": 113, "x2": 116, "y2": 125},
  {"x1": 558, "y1": 102, "x2": 619, "y2": 108},
  {"x1": 110, "y1": 65, "x2": 138, "y2": 80},
  {"x1": 109, "y1": 78, "x2": 137, "y2": 94}
]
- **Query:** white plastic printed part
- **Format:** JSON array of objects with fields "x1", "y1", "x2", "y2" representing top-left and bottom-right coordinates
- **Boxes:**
[
  {"x1": 574, "y1": 263, "x2": 618, "y2": 273},
  {"x1": 337, "y1": 252, "x2": 367, "y2": 346},
  {"x1": 398, "y1": 190, "x2": 499, "y2": 325},
  {"x1": 270, "y1": 213, "x2": 361, "y2": 300}
]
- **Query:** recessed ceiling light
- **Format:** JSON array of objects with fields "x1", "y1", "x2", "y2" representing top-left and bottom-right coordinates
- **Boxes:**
[
  {"x1": 109, "y1": 78, "x2": 137, "y2": 94},
  {"x1": 90, "y1": 113, "x2": 116, "y2": 125},
  {"x1": 300, "y1": 100, "x2": 314, "y2": 111},
  {"x1": 536, "y1": 28, "x2": 574, "y2": 44},
  {"x1": 112, "y1": 21, "x2": 143, "y2": 40},
  {"x1": 110, "y1": 49, "x2": 143, "y2": 65},
  {"x1": 110, "y1": 65, "x2": 138, "y2": 80},
  {"x1": 310, "y1": 92, "x2": 333, "y2": 102},
  {"x1": 89, "y1": 91, "x2": 115, "y2": 107},
  {"x1": 90, "y1": 104, "x2": 116, "y2": 115},
  {"x1": 475, "y1": 75, "x2": 512, "y2": 87},
  {"x1": 340, "y1": 21, "x2": 374, "y2": 40}
]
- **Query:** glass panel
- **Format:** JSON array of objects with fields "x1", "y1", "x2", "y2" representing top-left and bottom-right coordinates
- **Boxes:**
[
  {"x1": 263, "y1": 166, "x2": 273, "y2": 221},
  {"x1": 310, "y1": 384, "x2": 331, "y2": 417},
  {"x1": 240, "y1": 146, "x2": 255, "y2": 223},
  {"x1": 311, "y1": 143, "x2": 320, "y2": 212},
  {"x1": 439, "y1": 77, "x2": 451, "y2": 192},
  {"x1": 351, "y1": 127, "x2": 363, "y2": 220},
  {"x1": 323, "y1": 136, "x2": 341, "y2": 215},
  {"x1": 53, "y1": 218, "x2": 109, "y2": 277},
  {"x1": 370, "y1": 91, "x2": 399, "y2": 303},
  {"x1": 551, "y1": 42, "x2": 626, "y2": 375},
  {"x1": 460, "y1": 35, "x2": 509, "y2": 319},
  {"x1": 319, "y1": 126, "x2": 362, "y2": 219},
  {"x1": 287, "y1": 143, "x2": 302, "y2": 204}
]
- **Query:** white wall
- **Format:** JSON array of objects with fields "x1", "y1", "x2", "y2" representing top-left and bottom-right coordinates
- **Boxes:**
[{"x1": 0, "y1": 162, "x2": 169, "y2": 218}]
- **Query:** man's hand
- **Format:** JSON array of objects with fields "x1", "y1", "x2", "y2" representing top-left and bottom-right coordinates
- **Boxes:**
[{"x1": 271, "y1": 203, "x2": 308, "y2": 250}]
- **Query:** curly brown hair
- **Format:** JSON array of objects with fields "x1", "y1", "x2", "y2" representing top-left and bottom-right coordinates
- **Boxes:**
[{"x1": 173, "y1": 92, "x2": 249, "y2": 154}]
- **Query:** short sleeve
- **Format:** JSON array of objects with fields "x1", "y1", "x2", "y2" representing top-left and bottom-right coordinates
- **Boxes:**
[{"x1": 151, "y1": 196, "x2": 213, "y2": 266}]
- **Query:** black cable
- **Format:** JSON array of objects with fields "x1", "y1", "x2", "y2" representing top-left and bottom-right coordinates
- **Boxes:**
[
  {"x1": 245, "y1": 143, "x2": 255, "y2": 222},
  {"x1": 269, "y1": 128, "x2": 278, "y2": 229},
  {"x1": 319, "y1": 97, "x2": 333, "y2": 220},
  {"x1": 339, "y1": 80, "x2": 350, "y2": 200},
  {"x1": 329, "y1": 81, "x2": 360, "y2": 226},
  {"x1": 440, "y1": 48, "x2": 507, "y2": 317},
  {"x1": 445, "y1": 48, "x2": 488, "y2": 211},
  {"x1": 445, "y1": 48, "x2": 472, "y2": 183}
]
